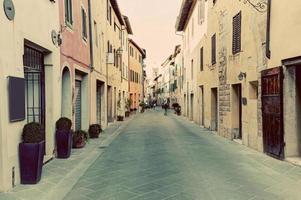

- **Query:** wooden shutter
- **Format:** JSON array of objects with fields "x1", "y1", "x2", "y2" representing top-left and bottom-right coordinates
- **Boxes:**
[
  {"x1": 211, "y1": 34, "x2": 216, "y2": 65},
  {"x1": 200, "y1": 47, "x2": 204, "y2": 71},
  {"x1": 233, "y1": 12, "x2": 242, "y2": 54}
]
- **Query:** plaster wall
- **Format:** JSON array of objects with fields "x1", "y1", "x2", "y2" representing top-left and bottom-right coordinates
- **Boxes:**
[{"x1": 0, "y1": 0, "x2": 60, "y2": 191}]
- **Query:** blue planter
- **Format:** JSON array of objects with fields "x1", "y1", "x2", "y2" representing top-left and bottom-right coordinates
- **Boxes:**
[
  {"x1": 19, "y1": 141, "x2": 45, "y2": 184},
  {"x1": 56, "y1": 130, "x2": 72, "y2": 159}
]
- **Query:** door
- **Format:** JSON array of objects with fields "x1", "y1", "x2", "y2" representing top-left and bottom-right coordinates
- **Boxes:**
[
  {"x1": 261, "y1": 67, "x2": 284, "y2": 159},
  {"x1": 211, "y1": 88, "x2": 218, "y2": 131},
  {"x1": 200, "y1": 86, "x2": 204, "y2": 126},
  {"x1": 190, "y1": 94, "x2": 194, "y2": 121},
  {"x1": 232, "y1": 84, "x2": 242, "y2": 139},
  {"x1": 96, "y1": 82, "x2": 102, "y2": 125},
  {"x1": 75, "y1": 80, "x2": 82, "y2": 130},
  {"x1": 23, "y1": 46, "x2": 45, "y2": 134}
]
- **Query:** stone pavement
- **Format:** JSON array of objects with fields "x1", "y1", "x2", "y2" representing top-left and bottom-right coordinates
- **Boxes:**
[
  {"x1": 0, "y1": 116, "x2": 134, "y2": 200},
  {"x1": 63, "y1": 109, "x2": 301, "y2": 200}
]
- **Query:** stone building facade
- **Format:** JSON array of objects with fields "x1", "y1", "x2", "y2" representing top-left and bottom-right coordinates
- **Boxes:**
[{"x1": 176, "y1": 0, "x2": 267, "y2": 152}]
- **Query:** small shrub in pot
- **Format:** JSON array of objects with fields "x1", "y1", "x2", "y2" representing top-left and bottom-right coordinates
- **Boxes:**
[
  {"x1": 55, "y1": 117, "x2": 73, "y2": 159},
  {"x1": 72, "y1": 130, "x2": 88, "y2": 148},
  {"x1": 88, "y1": 124, "x2": 102, "y2": 138},
  {"x1": 19, "y1": 122, "x2": 45, "y2": 184}
]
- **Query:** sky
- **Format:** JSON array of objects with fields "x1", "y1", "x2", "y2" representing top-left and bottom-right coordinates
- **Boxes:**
[{"x1": 118, "y1": 0, "x2": 182, "y2": 78}]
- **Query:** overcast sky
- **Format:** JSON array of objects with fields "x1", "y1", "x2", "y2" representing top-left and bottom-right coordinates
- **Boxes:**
[{"x1": 118, "y1": 0, "x2": 182, "y2": 78}]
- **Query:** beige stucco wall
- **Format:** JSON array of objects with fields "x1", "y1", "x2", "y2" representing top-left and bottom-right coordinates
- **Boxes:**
[
  {"x1": 90, "y1": 0, "x2": 108, "y2": 127},
  {"x1": 0, "y1": 0, "x2": 60, "y2": 191}
]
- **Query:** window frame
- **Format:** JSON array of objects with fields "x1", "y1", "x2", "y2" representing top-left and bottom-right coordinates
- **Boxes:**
[
  {"x1": 81, "y1": 7, "x2": 88, "y2": 40},
  {"x1": 65, "y1": 0, "x2": 73, "y2": 27},
  {"x1": 211, "y1": 34, "x2": 216, "y2": 65},
  {"x1": 232, "y1": 11, "x2": 242, "y2": 55}
]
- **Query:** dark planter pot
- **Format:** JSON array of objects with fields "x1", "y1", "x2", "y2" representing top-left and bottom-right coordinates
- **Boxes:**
[
  {"x1": 19, "y1": 141, "x2": 45, "y2": 184},
  {"x1": 73, "y1": 137, "x2": 86, "y2": 149},
  {"x1": 117, "y1": 116, "x2": 124, "y2": 121},
  {"x1": 56, "y1": 130, "x2": 72, "y2": 159}
]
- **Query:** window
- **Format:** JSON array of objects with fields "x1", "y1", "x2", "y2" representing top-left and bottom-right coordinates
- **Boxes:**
[
  {"x1": 81, "y1": 8, "x2": 87, "y2": 39},
  {"x1": 233, "y1": 11, "x2": 242, "y2": 54},
  {"x1": 200, "y1": 47, "x2": 204, "y2": 71},
  {"x1": 211, "y1": 34, "x2": 216, "y2": 65},
  {"x1": 65, "y1": 0, "x2": 73, "y2": 26},
  {"x1": 109, "y1": 7, "x2": 112, "y2": 25},
  {"x1": 113, "y1": 49, "x2": 116, "y2": 66},
  {"x1": 192, "y1": 18, "x2": 194, "y2": 37},
  {"x1": 107, "y1": 0, "x2": 109, "y2": 21},
  {"x1": 191, "y1": 59, "x2": 194, "y2": 79},
  {"x1": 198, "y1": 0, "x2": 205, "y2": 24}
]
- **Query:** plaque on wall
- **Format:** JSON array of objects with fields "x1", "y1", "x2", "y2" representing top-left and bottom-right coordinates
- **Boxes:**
[{"x1": 8, "y1": 76, "x2": 25, "y2": 122}]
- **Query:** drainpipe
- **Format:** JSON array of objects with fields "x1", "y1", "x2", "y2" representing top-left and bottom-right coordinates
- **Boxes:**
[
  {"x1": 266, "y1": 0, "x2": 271, "y2": 59},
  {"x1": 88, "y1": 0, "x2": 94, "y2": 68}
]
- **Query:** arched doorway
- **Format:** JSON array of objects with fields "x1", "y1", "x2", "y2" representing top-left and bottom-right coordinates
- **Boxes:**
[{"x1": 61, "y1": 67, "x2": 72, "y2": 119}]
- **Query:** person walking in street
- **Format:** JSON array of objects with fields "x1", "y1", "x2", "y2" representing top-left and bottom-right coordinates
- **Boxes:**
[{"x1": 163, "y1": 99, "x2": 168, "y2": 116}]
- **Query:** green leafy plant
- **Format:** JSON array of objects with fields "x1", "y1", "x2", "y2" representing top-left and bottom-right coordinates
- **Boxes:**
[
  {"x1": 139, "y1": 102, "x2": 146, "y2": 107},
  {"x1": 22, "y1": 122, "x2": 44, "y2": 143},
  {"x1": 88, "y1": 124, "x2": 102, "y2": 138},
  {"x1": 56, "y1": 117, "x2": 72, "y2": 131},
  {"x1": 125, "y1": 98, "x2": 132, "y2": 111},
  {"x1": 72, "y1": 130, "x2": 89, "y2": 148}
]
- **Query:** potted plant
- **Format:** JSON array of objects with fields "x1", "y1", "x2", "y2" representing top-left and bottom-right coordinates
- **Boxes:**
[
  {"x1": 89, "y1": 124, "x2": 102, "y2": 138},
  {"x1": 139, "y1": 102, "x2": 146, "y2": 113},
  {"x1": 125, "y1": 98, "x2": 132, "y2": 117},
  {"x1": 19, "y1": 122, "x2": 45, "y2": 184},
  {"x1": 55, "y1": 117, "x2": 72, "y2": 159},
  {"x1": 117, "y1": 99, "x2": 124, "y2": 121},
  {"x1": 72, "y1": 130, "x2": 88, "y2": 148}
]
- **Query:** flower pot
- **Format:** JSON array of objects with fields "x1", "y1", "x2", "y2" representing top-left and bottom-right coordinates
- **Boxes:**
[
  {"x1": 117, "y1": 116, "x2": 124, "y2": 121},
  {"x1": 89, "y1": 124, "x2": 101, "y2": 139},
  {"x1": 19, "y1": 141, "x2": 45, "y2": 184},
  {"x1": 73, "y1": 137, "x2": 86, "y2": 149},
  {"x1": 56, "y1": 130, "x2": 72, "y2": 159}
]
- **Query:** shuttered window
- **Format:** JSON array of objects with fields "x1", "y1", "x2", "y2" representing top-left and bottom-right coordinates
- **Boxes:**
[
  {"x1": 198, "y1": 0, "x2": 205, "y2": 24},
  {"x1": 81, "y1": 8, "x2": 87, "y2": 39},
  {"x1": 211, "y1": 34, "x2": 216, "y2": 65},
  {"x1": 65, "y1": 0, "x2": 73, "y2": 25},
  {"x1": 233, "y1": 11, "x2": 242, "y2": 54},
  {"x1": 200, "y1": 47, "x2": 204, "y2": 71}
]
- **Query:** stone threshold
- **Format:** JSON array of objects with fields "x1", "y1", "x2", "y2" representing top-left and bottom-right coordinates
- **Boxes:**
[{"x1": 0, "y1": 116, "x2": 135, "y2": 200}]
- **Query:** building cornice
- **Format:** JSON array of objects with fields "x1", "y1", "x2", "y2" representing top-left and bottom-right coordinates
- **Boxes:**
[
  {"x1": 110, "y1": 0, "x2": 125, "y2": 26},
  {"x1": 175, "y1": 0, "x2": 197, "y2": 32}
]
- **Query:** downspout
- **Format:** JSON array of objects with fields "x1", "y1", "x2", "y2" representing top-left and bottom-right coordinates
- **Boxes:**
[
  {"x1": 88, "y1": 0, "x2": 94, "y2": 68},
  {"x1": 266, "y1": 0, "x2": 271, "y2": 59}
]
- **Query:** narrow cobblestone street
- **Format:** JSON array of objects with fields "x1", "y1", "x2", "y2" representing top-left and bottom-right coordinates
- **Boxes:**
[{"x1": 64, "y1": 110, "x2": 301, "y2": 200}]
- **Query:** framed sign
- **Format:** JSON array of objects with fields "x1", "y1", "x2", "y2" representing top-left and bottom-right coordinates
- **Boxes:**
[{"x1": 8, "y1": 76, "x2": 25, "y2": 122}]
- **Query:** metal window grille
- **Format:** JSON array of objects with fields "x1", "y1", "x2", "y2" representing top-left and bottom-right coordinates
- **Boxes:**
[{"x1": 23, "y1": 46, "x2": 45, "y2": 127}]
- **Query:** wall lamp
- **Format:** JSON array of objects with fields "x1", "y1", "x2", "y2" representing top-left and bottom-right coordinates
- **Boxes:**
[
  {"x1": 238, "y1": 72, "x2": 247, "y2": 81},
  {"x1": 116, "y1": 47, "x2": 123, "y2": 56}
]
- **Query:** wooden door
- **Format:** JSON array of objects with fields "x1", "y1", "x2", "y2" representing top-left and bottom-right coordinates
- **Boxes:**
[{"x1": 261, "y1": 67, "x2": 284, "y2": 159}]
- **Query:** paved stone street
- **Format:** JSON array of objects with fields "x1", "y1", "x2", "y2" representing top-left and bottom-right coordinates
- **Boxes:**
[{"x1": 63, "y1": 110, "x2": 301, "y2": 200}]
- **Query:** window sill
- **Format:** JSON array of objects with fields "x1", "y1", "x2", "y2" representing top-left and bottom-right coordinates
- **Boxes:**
[{"x1": 65, "y1": 22, "x2": 73, "y2": 30}]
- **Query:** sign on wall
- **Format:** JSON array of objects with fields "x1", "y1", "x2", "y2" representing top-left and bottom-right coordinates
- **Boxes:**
[{"x1": 8, "y1": 76, "x2": 25, "y2": 122}]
